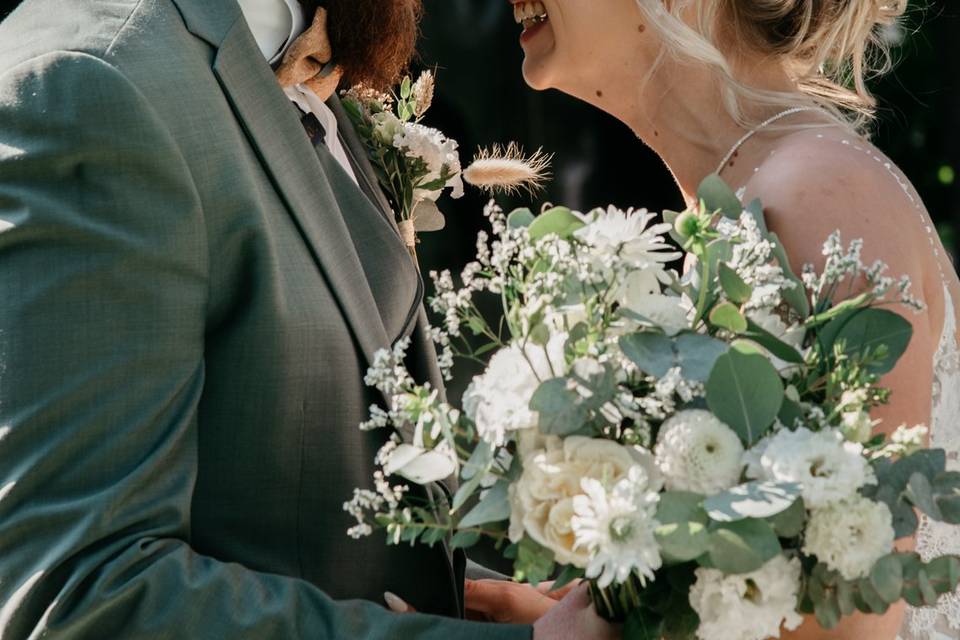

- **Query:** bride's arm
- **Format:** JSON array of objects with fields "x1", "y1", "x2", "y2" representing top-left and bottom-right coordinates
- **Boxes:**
[{"x1": 743, "y1": 137, "x2": 940, "y2": 639}]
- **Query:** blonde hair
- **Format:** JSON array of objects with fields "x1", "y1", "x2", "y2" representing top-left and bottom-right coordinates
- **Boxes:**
[{"x1": 636, "y1": 0, "x2": 909, "y2": 131}]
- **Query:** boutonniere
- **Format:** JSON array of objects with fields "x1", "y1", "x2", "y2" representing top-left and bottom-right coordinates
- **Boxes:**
[{"x1": 342, "y1": 72, "x2": 464, "y2": 265}]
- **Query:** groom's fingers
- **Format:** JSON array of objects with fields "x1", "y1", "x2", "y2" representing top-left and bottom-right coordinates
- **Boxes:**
[
  {"x1": 535, "y1": 579, "x2": 582, "y2": 601},
  {"x1": 383, "y1": 591, "x2": 416, "y2": 613},
  {"x1": 464, "y1": 579, "x2": 559, "y2": 624}
]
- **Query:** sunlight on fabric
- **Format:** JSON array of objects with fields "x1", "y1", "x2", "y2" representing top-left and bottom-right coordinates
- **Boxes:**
[
  {"x1": 0, "y1": 219, "x2": 13, "y2": 232},
  {"x1": 0, "y1": 482, "x2": 14, "y2": 501},
  {"x1": 0, "y1": 569, "x2": 44, "y2": 628}
]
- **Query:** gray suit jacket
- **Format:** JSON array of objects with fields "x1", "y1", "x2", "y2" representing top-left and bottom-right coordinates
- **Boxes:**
[{"x1": 0, "y1": 0, "x2": 529, "y2": 638}]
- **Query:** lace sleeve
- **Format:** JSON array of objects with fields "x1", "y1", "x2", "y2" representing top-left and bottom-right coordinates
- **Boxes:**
[{"x1": 900, "y1": 286, "x2": 960, "y2": 640}]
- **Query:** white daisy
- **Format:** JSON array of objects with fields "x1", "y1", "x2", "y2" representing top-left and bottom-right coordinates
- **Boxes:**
[{"x1": 571, "y1": 468, "x2": 662, "y2": 588}]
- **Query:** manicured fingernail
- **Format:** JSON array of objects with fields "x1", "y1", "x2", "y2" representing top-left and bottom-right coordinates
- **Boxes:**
[{"x1": 384, "y1": 591, "x2": 408, "y2": 612}]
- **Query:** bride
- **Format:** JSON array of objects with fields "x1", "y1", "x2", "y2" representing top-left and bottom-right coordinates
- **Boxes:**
[{"x1": 466, "y1": 1, "x2": 960, "y2": 638}]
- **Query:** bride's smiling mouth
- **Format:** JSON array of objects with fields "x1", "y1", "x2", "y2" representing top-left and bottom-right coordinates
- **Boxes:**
[{"x1": 511, "y1": 0, "x2": 551, "y2": 44}]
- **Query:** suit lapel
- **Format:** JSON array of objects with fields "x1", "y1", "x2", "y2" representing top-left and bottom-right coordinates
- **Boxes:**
[
  {"x1": 327, "y1": 96, "x2": 398, "y2": 230},
  {"x1": 173, "y1": 1, "x2": 392, "y2": 372}
]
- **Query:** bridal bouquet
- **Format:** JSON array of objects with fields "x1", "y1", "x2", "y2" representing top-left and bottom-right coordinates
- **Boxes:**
[
  {"x1": 341, "y1": 71, "x2": 464, "y2": 259},
  {"x1": 344, "y1": 176, "x2": 960, "y2": 640}
]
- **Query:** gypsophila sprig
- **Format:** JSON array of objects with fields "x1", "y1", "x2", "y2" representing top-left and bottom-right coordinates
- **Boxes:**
[{"x1": 345, "y1": 174, "x2": 960, "y2": 640}]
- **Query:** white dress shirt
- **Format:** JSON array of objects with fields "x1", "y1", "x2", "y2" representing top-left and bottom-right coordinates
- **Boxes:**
[{"x1": 237, "y1": 0, "x2": 359, "y2": 186}]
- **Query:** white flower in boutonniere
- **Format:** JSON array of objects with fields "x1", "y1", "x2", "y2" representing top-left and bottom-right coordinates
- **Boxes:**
[{"x1": 341, "y1": 70, "x2": 463, "y2": 265}]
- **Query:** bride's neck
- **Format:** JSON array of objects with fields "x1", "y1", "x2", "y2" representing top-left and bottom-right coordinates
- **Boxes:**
[{"x1": 575, "y1": 56, "x2": 797, "y2": 203}]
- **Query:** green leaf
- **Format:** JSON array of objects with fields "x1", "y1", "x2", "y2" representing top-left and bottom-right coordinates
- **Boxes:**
[
  {"x1": 674, "y1": 334, "x2": 730, "y2": 382},
  {"x1": 857, "y1": 577, "x2": 891, "y2": 613},
  {"x1": 529, "y1": 378, "x2": 589, "y2": 436},
  {"x1": 513, "y1": 537, "x2": 556, "y2": 586},
  {"x1": 706, "y1": 519, "x2": 781, "y2": 574},
  {"x1": 709, "y1": 302, "x2": 748, "y2": 333},
  {"x1": 619, "y1": 332, "x2": 675, "y2": 378},
  {"x1": 767, "y1": 231, "x2": 811, "y2": 318},
  {"x1": 826, "y1": 308, "x2": 913, "y2": 375},
  {"x1": 870, "y1": 554, "x2": 904, "y2": 603},
  {"x1": 528, "y1": 206, "x2": 585, "y2": 241},
  {"x1": 925, "y1": 556, "x2": 960, "y2": 594},
  {"x1": 450, "y1": 530, "x2": 481, "y2": 549},
  {"x1": 778, "y1": 396, "x2": 805, "y2": 429},
  {"x1": 656, "y1": 491, "x2": 709, "y2": 525},
  {"x1": 813, "y1": 591, "x2": 841, "y2": 630},
  {"x1": 400, "y1": 76, "x2": 412, "y2": 99},
  {"x1": 706, "y1": 345, "x2": 785, "y2": 446},
  {"x1": 549, "y1": 565, "x2": 586, "y2": 593},
  {"x1": 767, "y1": 496, "x2": 806, "y2": 538},
  {"x1": 697, "y1": 174, "x2": 743, "y2": 219},
  {"x1": 704, "y1": 481, "x2": 801, "y2": 522},
  {"x1": 619, "y1": 332, "x2": 729, "y2": 382},
  {"x1": 718, "y1": 263, "x2": 753, "y2": 304},
  {"x1": 458, "y1": 481, "x2": 511, "y2": 528},
  {"x1": 743, "y1": 318, "x2": 805, "y2": 364},
  {"x1": 656, "y1": 521, "x2": 711, "y2": 563},
  {"x1": 918, "y1": 569, "x2": 939, "y2": 606},
  {"x1": 507, "y1": 207, "x2": 536, "y2": 229}
]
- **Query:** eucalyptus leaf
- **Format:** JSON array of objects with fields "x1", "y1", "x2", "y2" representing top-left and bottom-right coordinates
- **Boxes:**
[
  {"x1": 450, "y1": 530, "x2": 481, "y2": 549},
  {"x1": 767, "y1": 496, "x2": 806, "y2": 538},
  {"x1": 870, "y1": 554, "x2": 904, "y2": 603},
  {"x1": 826, "y1": 308, "x2": 913, "y2": 375},
  {"x1": 619, "y1": 332, "x2": 675, "y2": 378},
  {"x1": 706, "y1": 346, "x2": 784, "y2": 445},
  {"x1": 697, "y1": 174, "x2": 743, "y2": 219},
  {"x1": 704, "y1": 481, "x2": 801, "y2": 522},
  {"x1": 675, "y1": 334, "x2": 730, "y2": 382},
  {"x1": 458, "y1": 482, "x2": 511, "y2": 528},
  {"x1": 528, "y1": 206, "x2": 585, "y2": 241},
  {"x1": 507, "y1": 207, "x2": 536, "y2": 228},
  {"x1": 656, "y1": 521, "x2": 711, "y2": 563},
  {"x1": 709, "y1": 302, "x2": 748, "y2": 333},
  {"x1": 550, "y1": 565, "x2": 586, "y2": 593},
  {"x1": 529, "y1": 378, "x2": 589, "y2": 436},
  {"x1": 718, "y1": 263, "x2": 752, "y2": 304},
  {"x1": 767, "y1": 231, "x2": 811, "y2": 317},
  {"x1": 743, "y1": 318, "x2": 805, "y2": 364},
  {"x1": 706, "y1": 519, "x2": 781, "y2": 574},
  {"x1": 656, "y1": 491, "x2": 709, "y2": 525}
]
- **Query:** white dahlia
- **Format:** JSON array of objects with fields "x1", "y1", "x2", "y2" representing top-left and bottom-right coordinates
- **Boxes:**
[
  {"x1": 803, "y1": 495, "x2": 895, "y2": 580},
  {"x1": 744, "y1": 427, "x2": 875, "y2": 508},
  {"x1": 463, "y1": 333, "x2": 566, "y2": 446},
  {"x1": 572, "y1": 468, "x2": 662, "y2": 588},
  {"x1": 655, "y1": 410, "x2": 745, "y2": 495},
  {"x1": 574, "y1": 206, "x2": 681, "y2": 276},
  {"x1": 690, "y1": 555, "x2": 803, "y2": 640}
]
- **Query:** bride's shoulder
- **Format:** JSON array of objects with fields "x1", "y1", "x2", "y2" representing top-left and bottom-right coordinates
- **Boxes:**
[{"x1": 741, "y1": 127, "x2": 928, "y2": 276}]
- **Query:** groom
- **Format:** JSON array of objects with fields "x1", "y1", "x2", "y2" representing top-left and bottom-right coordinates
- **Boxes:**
[{"x1": 0, "y1": 0, "x2": 600, "y2": 637}]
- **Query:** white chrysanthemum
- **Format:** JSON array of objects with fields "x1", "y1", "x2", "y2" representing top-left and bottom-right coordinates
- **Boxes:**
[
  {"x1": 575, "y1": 206, "x2": 681, "y2": 275},
  {"x1": 803, "y1": 495, "x2": 895, "y2": 580},
  {"x1": 509, "y1": 436, "x2": 658, "y2": 566},
  {"x1": 690, "y1": 555, "x2": 803, "y2": 640},
  {"x1": 655, "y1": 410, "x2": 745, "y2": 495},
  {"x1": 393, "y1": 122, "x2": 464, "y2": 200},
  {"x1": 463, "y1": 333, "x2": 566, "y2": 446},
  {"x1": 744, "y1": 427, "x2": 875, "y2": 508},
  {"x1": 572, "y1": 468, "x2": 662, "y2": 588}
]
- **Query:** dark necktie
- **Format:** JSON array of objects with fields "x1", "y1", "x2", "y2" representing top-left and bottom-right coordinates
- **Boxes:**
[{"x1": 300, "y1": 110, "x2": 327, "y2": 147}]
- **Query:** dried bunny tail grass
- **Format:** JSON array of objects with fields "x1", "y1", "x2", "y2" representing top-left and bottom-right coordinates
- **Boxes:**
[{"x1": 462, "y1": 143, "x2": 553, "y2": 196}]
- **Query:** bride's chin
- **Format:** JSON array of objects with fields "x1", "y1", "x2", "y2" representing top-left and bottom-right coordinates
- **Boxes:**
[{"x1": 521, "y1": 60, "x2": 553, "y2": 91}]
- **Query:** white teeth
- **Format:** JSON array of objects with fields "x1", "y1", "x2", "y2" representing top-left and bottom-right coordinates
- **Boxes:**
[{"x1": 513, "y1": 1, "x2": 548, "y2": 25}]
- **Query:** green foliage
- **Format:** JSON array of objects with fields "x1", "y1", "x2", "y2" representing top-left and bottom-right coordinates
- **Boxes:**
[
  {"x1": 450, "y1": 530, "x2": 481, "y2": 549},
  {"x1": 697, "y1": 174, "x2": 743, "y2": 219},
  {"x1": 705, "y1": 519, "x2": 781, "y2": 574},
  {"x1": 458, "y1": 480, "x2": 510, "y2": 528},
  {"x1": 704, "y1": 481, "x2": 801, "y2": 523},
  {"x1": 820, "y1": 308, "x2": 913, "y2": 375},
  {"x1": 706, "y1": 344, "x2": 785, "y2": 445},
  {"x1": 619, "y1": 332, "x2": 729, "y2": 382},
  {"x1": 709, "y1": 302, "x2": 748, "y2": 333},
  {"x1": 718, "y1": 263, "x2": 752, "y2": 304},
  {"x1": 529, "y1": 363, "x2": 617, "y2": 436},
  {"x1": 512, "y1": 537, "x2": 556, "y2": 586},
  {"x1": 507, "y1": 207, "x2": 536, "y2": 228},
  {"x1": 550, "y1": 565, "x2": 586, "y2": 592},
  {"x1": 528, "y1": 206, "x2": 585, "y2": 241}
]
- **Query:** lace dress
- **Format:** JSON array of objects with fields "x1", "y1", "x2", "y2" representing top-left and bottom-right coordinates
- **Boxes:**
[{"x1": 900, "y1": 285, "x2": 960, "y2": 640}]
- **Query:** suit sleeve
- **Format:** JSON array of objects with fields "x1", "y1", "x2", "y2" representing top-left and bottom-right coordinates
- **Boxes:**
[{"x1": 0, "y1": 51, "x2": 531, "y2": 640}]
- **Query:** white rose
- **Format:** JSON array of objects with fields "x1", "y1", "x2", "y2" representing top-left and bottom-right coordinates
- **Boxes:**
[{"x1": 509, "y1": 436, "x2": 656, "y2": 567}]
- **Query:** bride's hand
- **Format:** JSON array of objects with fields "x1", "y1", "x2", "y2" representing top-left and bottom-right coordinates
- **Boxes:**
[{"x1": 464, "y1": 578, "x2": 578, "y2": 624}]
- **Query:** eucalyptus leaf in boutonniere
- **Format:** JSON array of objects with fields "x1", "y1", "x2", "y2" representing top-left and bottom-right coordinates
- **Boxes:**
[{"x1": 341, "y1": 71, "x2": 464, "y2": 265}]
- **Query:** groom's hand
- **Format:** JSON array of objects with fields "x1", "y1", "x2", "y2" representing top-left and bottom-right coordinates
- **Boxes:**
[{"x1": 465, "y1": 579, "x2": 578, "y2": 624}]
